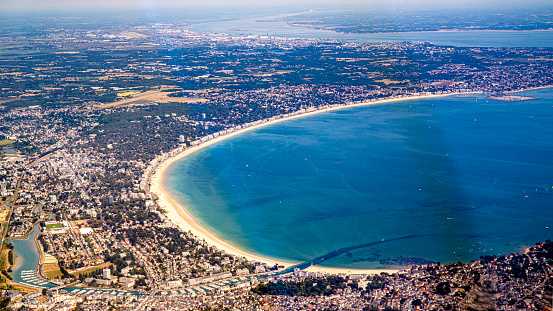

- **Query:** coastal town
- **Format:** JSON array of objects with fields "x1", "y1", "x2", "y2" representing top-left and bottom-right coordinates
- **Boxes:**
[{"x1": 0, "y1": 12, "x2": 552, "y2": 311}]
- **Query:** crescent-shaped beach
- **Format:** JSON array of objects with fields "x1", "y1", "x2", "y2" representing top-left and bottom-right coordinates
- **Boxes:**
[{"x1": 149, "y1": 92, "x2": 477, "y2": 275}]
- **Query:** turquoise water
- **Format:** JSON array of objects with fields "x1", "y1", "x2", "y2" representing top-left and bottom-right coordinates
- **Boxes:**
[
  {"x1": 8, "y1": 224, "x2": 56, "y2": 288},
  {"x1": 166, "y1": 89, "x2": 553, "y2": 269},
  {"x1": 8, "y1": 224, "x2": 140, "y2": 293}
]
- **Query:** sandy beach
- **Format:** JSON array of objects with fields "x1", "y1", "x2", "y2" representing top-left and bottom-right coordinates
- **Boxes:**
[
  {"x1": 151, "y1": 151, "x2": 298, "y2": 268},
  {"x1": 506, "y1": 85, "x2": 553, "y2": 93},
  {"x1": 150, "y1": 91, "x2": 476, "y2": 275}
]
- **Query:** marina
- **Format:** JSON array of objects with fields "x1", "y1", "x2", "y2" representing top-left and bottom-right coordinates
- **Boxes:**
[{"x1": 486, "y1": 94, "x2": 540, "y2": 102}]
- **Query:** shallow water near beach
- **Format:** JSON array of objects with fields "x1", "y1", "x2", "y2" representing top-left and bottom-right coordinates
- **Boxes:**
[{"x1": 165, "y1": 89, "x2": 553, "y2": 269}]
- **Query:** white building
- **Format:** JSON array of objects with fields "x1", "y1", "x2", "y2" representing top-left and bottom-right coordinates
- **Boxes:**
[
  {"x1": 166, "y1": 280, "x2": 183, "y2": 288},
  {"x1": 119, "y1": 277, "x2": 135, "y2": 289},
  {"x1": 236, "y1": 268, "x2": 249, "y2": 276},
  {"x1": 102, "y1": 268, "x2": 111, "y2": 279}
]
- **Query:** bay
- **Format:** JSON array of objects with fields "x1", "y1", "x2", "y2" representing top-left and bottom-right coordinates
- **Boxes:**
[
  {"x1": 165, "y1": 88, "x2": 553, "y2": 269},
  {"x1": 188, "y1": 14, "x2": 553, "y2": 48}
]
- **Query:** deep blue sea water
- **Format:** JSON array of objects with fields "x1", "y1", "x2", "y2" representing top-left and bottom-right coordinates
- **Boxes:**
[{"x1": 165, "y1": 89, "x2": 553, "y2": 269}]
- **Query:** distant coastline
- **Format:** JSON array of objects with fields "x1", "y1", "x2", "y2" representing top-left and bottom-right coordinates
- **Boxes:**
[
  {"x1": 192, "y1": 11, "x2": 553, "y2": 37},
  {"x1": 149, "y1": 87, "x2": 550, "y2": 275},
  {"x1": 289, "y1": 25, "x2": 553, "y2": 36}
]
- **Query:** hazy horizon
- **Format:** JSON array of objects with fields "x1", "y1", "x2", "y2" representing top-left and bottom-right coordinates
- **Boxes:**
[{"x1": 1, "y1": 0, "x2": 551, "y2": 15}]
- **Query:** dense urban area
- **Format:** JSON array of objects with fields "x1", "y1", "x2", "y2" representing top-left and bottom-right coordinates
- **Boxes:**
[{"x1": 0, "y1": 12, "x2": 552, "y2": 310}]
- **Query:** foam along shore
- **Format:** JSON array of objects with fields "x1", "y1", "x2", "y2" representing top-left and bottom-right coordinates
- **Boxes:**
[
  {"x1": 150, "y1": 91, "x2": 479, "y2": 273},
  {"x1": 151, "y1": 157, "x2": 298, "y2": 268},
  {"x1": 303, "y1": 265, "x2": 400, "y2": 276}
]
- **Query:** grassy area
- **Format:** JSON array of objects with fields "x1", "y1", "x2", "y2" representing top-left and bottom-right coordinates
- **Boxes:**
[
  {"x1": 0, "y1": 140, "x2": 14, "y2": 147},
  {"x1": 70, "y1": 263, "x2": 112, "y2": 277},
  {"x1": 45, "y1": 223, "x2": 63, "y2": 230},
  {"x1": 0, "y1": 243, "x2": 13, "y2": 286},
  {"x1": 375, "y1": 79, "x2": 401, "y2": 85},
  {"x1": 0, "y1": 245, "x2": 23, "y2": 291},
  {"x1": 9, "y1": 283, "x2": 39, "y2": 294},
  {"x1": 0, "y1": 209, "x2": 10, "y2": 222},
  {"x1": 117, "y1": 90, "x2": 143, "y2": 97},
  {"x1": 43, "y1": 263, "x2": 63, "y2": 279},
  {"x1": 96, "y1": 90, "x2": 206, "y2": 109},
  {"x1": 0, "y1": 249, "x2": 9, "y2": 270}
]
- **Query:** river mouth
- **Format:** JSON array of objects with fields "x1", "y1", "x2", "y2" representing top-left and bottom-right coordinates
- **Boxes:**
[
  {"x1": 188, "y1": 13, "x2": 553, "y2": 48},
  {"x1": 8, "y1": 224, "x2": 56, "y2": 288}
]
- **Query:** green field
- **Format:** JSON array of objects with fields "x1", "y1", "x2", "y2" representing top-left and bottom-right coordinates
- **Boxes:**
[
  {"x1": 44, "y1": 263, "x2": 63, "y2": 279},
  {"x1": 0, "y1": 140, "x2": 14, "y2": 147},
  {"x1": 70, "y1": 263, "x2": 112, "y2": 277},
  {"x1": 45, "y1": 223, "x2": 63, "y2": 230}
]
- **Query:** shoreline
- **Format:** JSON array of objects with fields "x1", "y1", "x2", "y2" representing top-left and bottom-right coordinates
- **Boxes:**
[
  {"x1": 150, "y1": 89, "x2": 527, "y2": 275},
  {"x1": 189, "y1": 11, "x2": 553, "y2": 37},
  {"x1": 272, "y1": 21, "x2": 553, "y2": 37},
  {"x1": 505, "y1": 85, "x2": 553, "y2": 94},
  {"x1": 325, "y1": 28, "x2": 553, "y2": 36}
]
